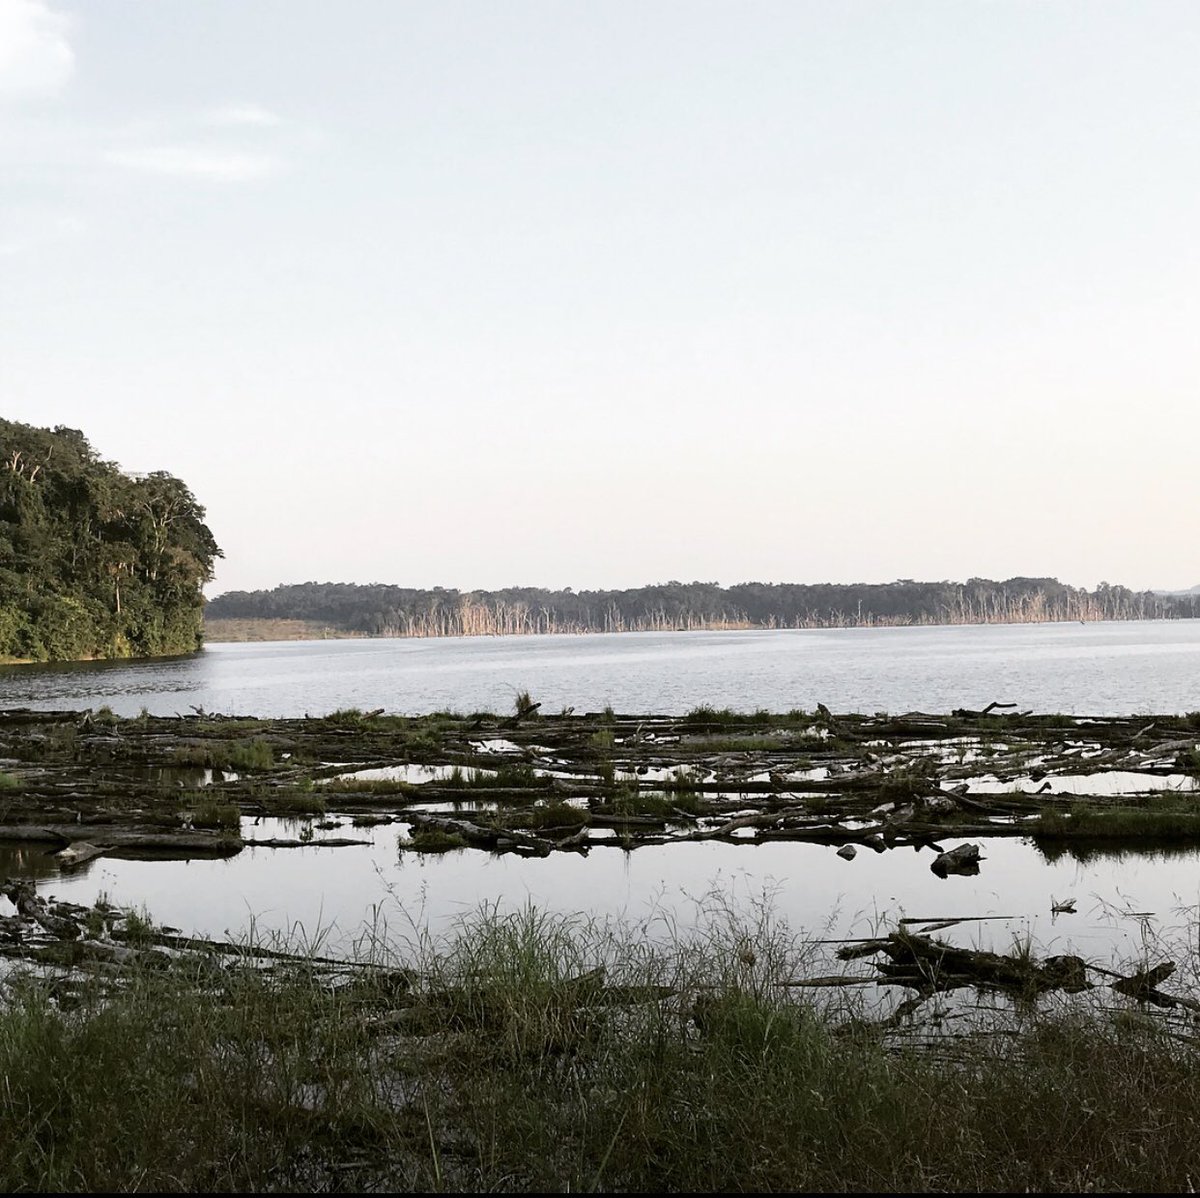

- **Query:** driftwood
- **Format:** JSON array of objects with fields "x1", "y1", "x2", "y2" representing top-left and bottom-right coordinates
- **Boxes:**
[
  {"x1": 838, "y1": 930, "x2": 1091, "y2": 999},
  {"x1": 242, "y1": 836, "x2": 372, "y2": 849},
  {"x1": 1, "y1": 704, "x2": 1198, "y2": 868},
  {"x1": 405, "y1": 813, "x2": 556, "y2": 857},
  {"x1": 930, "y1": 843, "x2": 983, "y2": 877},
  {"x1": 952, "y1": 701, "x2": 1018, "y2": 719}
]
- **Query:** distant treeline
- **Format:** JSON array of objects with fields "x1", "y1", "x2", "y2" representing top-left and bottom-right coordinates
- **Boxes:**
[
  {"x1": 205, "y1": 578, "x2": 1200, "y2": 639},
  {"x1": 0, "y1": 419, "x2": 221, "y2": 661}
]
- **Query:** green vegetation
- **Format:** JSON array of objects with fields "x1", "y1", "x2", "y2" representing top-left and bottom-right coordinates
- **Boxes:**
[
  {"x1": 172, "y1": 738, "x2": 274, "y2": 771},
  {"x1": 191, "y1": 800, "x2": 240, "y2": 832},
  {"x1": 1033, "y1": 797, "x2": 1200, "y2": 840},
  {"x1": 508, "y1": 801, "x2": 589, "y2": 830},
  {"x1": 683, "y1": 704, "x2": 776, "y2": 728},
  {"x1": 442, "y1": 763, "x2": 551, "y2": 791},
  {"x1": 262, "y1": 792, "x2": 327, "y2": 818},
  {"x1": 697, "y1": 734, "x2": 794, "y2": 752},
  {"x1": 599, "y1": 784, "x2": 707, "y2": 818},
  {"x1": 0, "y1": 418, "x2": 220, "y2": 661},
  {"x1": 398, "y1": 825, "x2": 466, "y2": 852},
  {"x1": 2, "y1": 906, "x2": 1200, "y2": 1191}
]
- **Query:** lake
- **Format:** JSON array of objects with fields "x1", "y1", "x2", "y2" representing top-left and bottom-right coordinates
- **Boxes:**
[
  {"x1": 3, "y1": 619, "x2": 1200, "y2": 718},
  {"x1": 2, "y1": 621, "x2": 1199, "y2": 965}
]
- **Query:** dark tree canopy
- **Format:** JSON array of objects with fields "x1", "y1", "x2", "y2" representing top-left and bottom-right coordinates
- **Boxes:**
[
  {"x1": 206, "y1": 576, "x2": 1198, "y2": 639},
  {"x1": 0, "y1": 418, "x2": 221, "y2": 661}
]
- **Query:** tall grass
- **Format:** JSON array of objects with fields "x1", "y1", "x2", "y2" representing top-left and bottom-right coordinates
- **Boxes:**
[
  {"x1": 1034, "y1": 796, "x2": 1200, "y2": 840},
  {"x1": 3, "y1": 904, "x2": 1200, "y2": 1191}
]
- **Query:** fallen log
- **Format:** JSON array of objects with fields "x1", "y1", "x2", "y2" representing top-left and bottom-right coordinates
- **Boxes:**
[
  {"x1": 243, "y1": 836, "x2": 372, "y2": 849},
  {"x1": 931, "y1": 842, "x2": 983, "y2": 877},
  {"x1": 406, "y1": 812, "x2": 556, "y2": 857},
  {"x1": 55, "y1": 841, "x2": 107, "y2": 869}
]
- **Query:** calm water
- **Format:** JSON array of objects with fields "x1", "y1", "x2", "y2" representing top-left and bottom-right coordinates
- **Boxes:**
[
  {"x1": 20, "y1": 821, "x2": 1200, "y2": 966},
  {"x1": 3, "y1": 621, "x2": 1200, "y2": 958},
  {"x1": 2, "y1": 620, "x2": 1199, "y2": 717}
]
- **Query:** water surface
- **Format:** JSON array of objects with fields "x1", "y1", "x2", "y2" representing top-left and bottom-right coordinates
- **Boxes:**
[{"x1": 3, "y1": 620, "x2": 1198, "y2": 718}]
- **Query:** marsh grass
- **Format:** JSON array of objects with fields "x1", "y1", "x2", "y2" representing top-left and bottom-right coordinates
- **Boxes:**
[
  {"x1": 6, "y1": 904, "x2": 1200, "y2": 1191},
  {"x1": 1034, "y1": 796, "x2": 1200, "y2": 840},
  {"x1": 398, "y1": 825, "x2": 467, "y2": 852},
  {"x1": 599, "y1": 785, "x2": 707, "y2": 818},
  {"x1": 497, "y1": 800, "x2": 589, "y2": 831},
  {"x1": 442, "y1": 762, "x2": 550, "y2": 791},
  {"x1": 682, "y1": 705, "x2": 774, "y2": 729},
  {"x1": 173, "y1": 738, "x2": 275, "y2": 771},
  {"x1": 191, "y1": 799, "x2": 240, "y2": 831},
  {"x1": 262, "y1": 792, "x2": 327, "y2": 818},
  {"x1": 695, "y1": 734, "x2": 792, "y2": 752}
]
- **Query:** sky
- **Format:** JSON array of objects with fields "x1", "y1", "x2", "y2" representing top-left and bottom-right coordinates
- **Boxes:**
[{"x1": 1, "y1": 1, "x2": 1197, "y2": 596}]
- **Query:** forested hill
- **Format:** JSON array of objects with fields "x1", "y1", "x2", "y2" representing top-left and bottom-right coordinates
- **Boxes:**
[
  {"x1": 0, "y1": 419, "x2": 221, "y2": 662},
  {"x1": 205, "y1": 577, "x2": 1199, "y2": 640}
]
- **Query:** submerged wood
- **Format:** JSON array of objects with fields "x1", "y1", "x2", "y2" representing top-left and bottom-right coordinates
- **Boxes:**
[{"x1": 838, "y1": 929, "x2": 1092, "y2": 999}]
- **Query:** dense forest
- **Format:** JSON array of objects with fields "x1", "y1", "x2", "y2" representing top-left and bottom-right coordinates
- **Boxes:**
[
  {"x1": 0, "y1": 419, "x2": 220, "y2": 661},
  {"x1": 206, "y1": 577, "x2": 1200, "y2": 640}
]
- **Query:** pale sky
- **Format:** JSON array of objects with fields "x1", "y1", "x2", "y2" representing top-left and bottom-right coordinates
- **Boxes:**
[{"x1": 2, "y1": 1, "x2": 1197, "y2": 595}]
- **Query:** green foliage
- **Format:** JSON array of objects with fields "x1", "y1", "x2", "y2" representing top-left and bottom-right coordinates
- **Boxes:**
[
  {"x1": 172, "y1": 737, "x2": 274, "y2": 771},
  {"x1": 399, "y1": 825, "x2": 466, "y2": 852},
  {"x1": 600, "y1": 784, "x2": 706, "y2": 818},
  {"x1": 511, "y1": 801, "x2": 589, "y2": 830},
  {"x1": 190, "y1": 801, "x2": 240, "y2": 831},
  {"x1": 263, "y1": 792, "x2": 327, "y2": 818},
  {"x1": 0, "y1": 419, "x2": 221, "y2": 661},
  {"x1": 225, "y1": 738, "x2": 274, "y2": 771},
  {"x1": 1033, "y1": 797, "x2": 1200, "y2": 840}
]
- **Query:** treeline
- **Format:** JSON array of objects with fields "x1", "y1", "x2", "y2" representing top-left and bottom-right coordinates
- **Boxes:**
[
  {"x1": 0, "y1": 419, "x2": 221, "y2": 661},
  {"x1": 205, "y1": 577, "x2": 1200, "y2": 640}
]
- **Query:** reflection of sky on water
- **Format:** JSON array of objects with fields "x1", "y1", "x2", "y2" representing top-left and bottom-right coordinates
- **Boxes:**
[
  {"x1": 3, "y1": 622, "x2": 1199, "y2": 968},
  {"x1": 1, "y1": 620, "x2": 1199, "y2": 718},
  {"x1": 13, "y1": 826, "x2": 1200, "y2": 970}
]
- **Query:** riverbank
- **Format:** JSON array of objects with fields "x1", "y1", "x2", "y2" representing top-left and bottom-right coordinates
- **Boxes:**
[{"x1": 2, "y1": 898, "x2": 1200, "y2": 1192}]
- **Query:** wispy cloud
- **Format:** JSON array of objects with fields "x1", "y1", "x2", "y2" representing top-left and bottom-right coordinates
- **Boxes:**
[
  {"x1": 105, "y1": 144, "x2": 281, "y2": 183},
  {"x1": 0, "y1": 0, "x2": 74, "y2": 99},
  {"x1": 206, "y1": 102, "x2": 282, "y2": 129}
]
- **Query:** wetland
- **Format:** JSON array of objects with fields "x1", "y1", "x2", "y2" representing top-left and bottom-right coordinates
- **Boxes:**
[{"x1": 5, "y1": 628, "x2": 1200, "y2": 1190}]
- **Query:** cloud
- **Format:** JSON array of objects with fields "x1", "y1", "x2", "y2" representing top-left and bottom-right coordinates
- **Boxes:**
[
  {"x1": 0, "y1": 0, "x2": 73, "y2": 98},
  {"x1": 105, "y1": 144, "x2": 281, "y2": 182},
  {"x1": 206, "y1": 103, "x2": 282, "y2": 128}
]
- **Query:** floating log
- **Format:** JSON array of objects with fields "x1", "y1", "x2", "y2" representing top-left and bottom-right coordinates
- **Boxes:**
[{"x1": 931, "y1": 842, "x2": 983, "y2": 877}]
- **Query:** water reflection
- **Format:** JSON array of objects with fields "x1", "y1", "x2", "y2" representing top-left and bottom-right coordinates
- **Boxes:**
[
  {"x1": 0, "y1": 841, "x2": 63, "y2": 882},
  {"x1": 1035, "y1": 839, "x2": 1200, "y2": 865},
  {"x1": 0, "y1": 821, "x2": 1193, "y2": 970}
]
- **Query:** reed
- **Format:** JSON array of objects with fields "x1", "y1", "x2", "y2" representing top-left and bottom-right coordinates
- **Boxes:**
[{"x1": 3, "y1": 902, "x2": 1200, "y2": 1191}]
